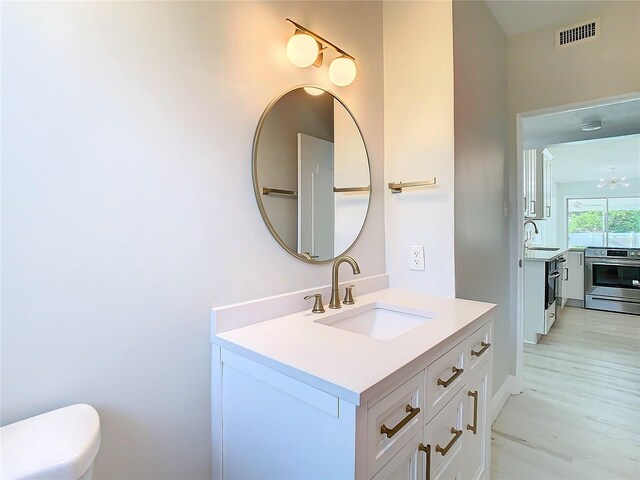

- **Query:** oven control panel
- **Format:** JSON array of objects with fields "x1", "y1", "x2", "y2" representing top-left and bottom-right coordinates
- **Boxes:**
[{"x1": 585, "y1": 248, "x2": 640, "y2": 258}]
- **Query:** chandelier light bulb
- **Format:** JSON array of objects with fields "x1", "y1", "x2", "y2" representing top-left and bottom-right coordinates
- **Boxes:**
[
  {"x1": 287, "y1": 32, "x2": 319, "y2": 68},
  {"x1": 329, "y1": 56, "x2": 357, "y2": 87}
]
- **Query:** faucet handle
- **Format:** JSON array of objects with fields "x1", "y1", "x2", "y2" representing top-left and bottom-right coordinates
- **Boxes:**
[
  {"x1": 304, "y1": 293, "x2": 325, "y2": 314},
  {"x1": 343, "y1": 285, "x2": 355, "y2": 305}
]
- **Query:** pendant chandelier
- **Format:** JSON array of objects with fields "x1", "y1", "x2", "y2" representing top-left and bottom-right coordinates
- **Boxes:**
[{"x1": 597, "y1": 167, "x2": 630, "y2": 189}]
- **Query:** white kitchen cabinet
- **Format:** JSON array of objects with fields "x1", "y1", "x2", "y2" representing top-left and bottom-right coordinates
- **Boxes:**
[
  {"x1": 523, "y1": 148, "x2": 553, "y2": 220},
  {"x1": 211, "y1": 289, "x2": 494, "y2": 480},
  {"x1": 523, "y1": 149, "x2": 537, "y2": 218},
  {"x1": 565, "y1": 250, "x2": 585, "y2": 306},
  {"x1": 524, "y1": 251, "x2": 565, "y2": 344}
]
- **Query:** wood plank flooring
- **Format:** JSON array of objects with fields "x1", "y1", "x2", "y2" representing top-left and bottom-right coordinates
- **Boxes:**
[{"x1": 491, "y1": 306, "x2": 640, "y2": 479}]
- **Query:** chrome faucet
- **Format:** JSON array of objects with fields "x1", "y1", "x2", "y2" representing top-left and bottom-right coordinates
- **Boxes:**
[
  {"x1": 329, "y1": 256, "x2": 360, "y2": 309},
  {"x1": 524, "y1": 219, "x2": 539, "y2": 248}
]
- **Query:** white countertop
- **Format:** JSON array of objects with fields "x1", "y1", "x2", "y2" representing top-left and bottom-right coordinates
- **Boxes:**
[
  {"x1": 524, "y1": 248, "x2": 568, "y2": 262},
  {"x1": 212, "y1": 288, "x2": 495, "y2": 405}
]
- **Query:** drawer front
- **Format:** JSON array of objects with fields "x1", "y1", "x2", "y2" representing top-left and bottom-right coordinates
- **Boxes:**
[
  {"x1": 371, "y1": 432, "x2": 423, "y2": 480},
  {"x1": 465, "y1": 322, "x2": 492, "y2": 374},
  {"x1": 368, "y1": 371, "x2": 424, "y2": 477},
  {"x1": 424, "y1": 388, "x2": 465, "y2": 477},
  {"x1": 425, "y1": 342, "x2": 465, "y2": 421}
]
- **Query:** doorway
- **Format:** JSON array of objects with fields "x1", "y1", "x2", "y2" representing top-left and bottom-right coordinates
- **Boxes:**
[{"x1": 513, "y1": 92, "x2": 640, "y2": 390}]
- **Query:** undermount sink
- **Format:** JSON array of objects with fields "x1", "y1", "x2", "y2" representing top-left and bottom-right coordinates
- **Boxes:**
[
  {"x1": 315, "y1": 305, "x2": 433, "y2": 340},
  {"x1": 527, "y1": 247, "x2": 560, "y2": 251}
]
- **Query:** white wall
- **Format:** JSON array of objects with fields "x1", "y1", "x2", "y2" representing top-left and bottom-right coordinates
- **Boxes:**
[
  {"x1": 0, "y1": 2, "x2": 385, "y2": 479},
  {"x1": 383, "y1": 0, "x2": 456, "y2": 296},
  {"x1": 506, "y1": 1, "x2": 640, "y2": 378},
  {"x1": 452, "y1": 0, "x2": 510, "y2": 394}
]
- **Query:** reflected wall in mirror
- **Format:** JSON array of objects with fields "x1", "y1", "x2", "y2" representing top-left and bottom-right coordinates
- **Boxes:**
[{"x1": 253, "y1": 86, "x2": 371, "y2": 262}]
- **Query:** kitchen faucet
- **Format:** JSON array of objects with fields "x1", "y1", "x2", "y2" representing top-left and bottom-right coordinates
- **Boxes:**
[
  {"x1": 524, "y1": 219, "x2": 539, "y2": 248},
  {"x1": 329, "y1": 256, "x2": 361, "y2": 309}
]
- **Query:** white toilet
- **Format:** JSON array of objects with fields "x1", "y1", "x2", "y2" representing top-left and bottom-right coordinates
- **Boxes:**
[{"x1": 0, "y1": 404, "x2": 101, "y2": 480}]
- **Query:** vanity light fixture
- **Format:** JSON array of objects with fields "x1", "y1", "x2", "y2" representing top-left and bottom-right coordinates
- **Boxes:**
[
  {"x1": 303, "y1": 86, "x2": 325, "y2": 96},
  {"x1": 581, "y1": 121, "x2": 602, "y2": 132},
  {"x1": 285, "y1": 18, "x2": 357, "y2": 87}
]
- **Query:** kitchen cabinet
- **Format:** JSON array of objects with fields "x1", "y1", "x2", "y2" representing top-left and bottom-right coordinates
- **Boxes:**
[
  {"x1": 564, "y1": 250, "x2": 585, "y2": 306},
  {"x1": 523, "y1": 148, "x2": 553, "y2": 220},
  {"x1": 211, "y1": 289, "x2": 494, "y2": 480},
  {"x1": 524, "y1": 250, "x2": 565, "y2": 344}
]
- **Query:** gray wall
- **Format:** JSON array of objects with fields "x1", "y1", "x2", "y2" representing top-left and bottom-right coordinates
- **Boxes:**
[
  {"x1": 0, "y1": 2, "x2": 385, "y2": 479},
  {"x1": 452, "y1": 1, "x2": 509, "y2": 393}
]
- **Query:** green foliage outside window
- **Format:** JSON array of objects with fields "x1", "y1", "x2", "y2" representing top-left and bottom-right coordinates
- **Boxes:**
[{"x1": 568, "y1": 210, "x2": 640, "y2": 233}]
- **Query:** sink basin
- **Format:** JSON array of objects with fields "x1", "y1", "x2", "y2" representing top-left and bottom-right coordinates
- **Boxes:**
[
  {"x1": 315, "y1": 305, "x2": 432, "y2": 340},
  {"x1": 527, "y1": 247, "x2": 560, "y2": 251}
]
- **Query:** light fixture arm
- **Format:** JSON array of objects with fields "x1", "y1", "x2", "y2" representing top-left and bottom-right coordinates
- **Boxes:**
[{"x1": 286, "y1": 18, "x2": 355, "y2": 60}]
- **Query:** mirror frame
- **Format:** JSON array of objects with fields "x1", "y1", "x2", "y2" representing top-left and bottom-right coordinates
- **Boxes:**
[{"x1": 252, "y1": 85, "x2": 372, "y2": 264}]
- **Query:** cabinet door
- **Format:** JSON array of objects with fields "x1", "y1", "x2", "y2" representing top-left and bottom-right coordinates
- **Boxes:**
[
  {"x1": 543, "y1": 156, "x2": 552, "y2": 219},
  {"x1": 523, "y1": 149, "x2": 537, "y2": 218},
  {"x1": 566, "y1": 251, "x2": 585, "y2": 300},
  {"x1": 372, "y1": 433, "x2": 423, "y2": 480},
  {"x1": 462, "y1": 361, "x2": 491, "y2": 480}
]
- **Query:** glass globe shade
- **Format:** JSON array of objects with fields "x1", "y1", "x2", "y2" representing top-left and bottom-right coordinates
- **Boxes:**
[
  {"x1": 329, "y1": 56, "x2": 356, "y2": 87},
  {"x1": 286, "y1": 33, "x2": 319, "y2": 68}
]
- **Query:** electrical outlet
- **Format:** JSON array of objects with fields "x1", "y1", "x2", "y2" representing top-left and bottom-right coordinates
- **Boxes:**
[{"x1": 409, "y1": 246, "x2": 425, "y2": 271}]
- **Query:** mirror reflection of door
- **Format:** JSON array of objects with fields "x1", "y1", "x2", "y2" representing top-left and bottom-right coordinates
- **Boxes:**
[{"x1": 298, "y1": 133, "x2": 335, "y2": 259}]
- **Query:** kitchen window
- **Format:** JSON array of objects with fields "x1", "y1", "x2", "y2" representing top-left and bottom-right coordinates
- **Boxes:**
[{"x1": 567, "y1": 196, "x2": 640, "y2": 248}]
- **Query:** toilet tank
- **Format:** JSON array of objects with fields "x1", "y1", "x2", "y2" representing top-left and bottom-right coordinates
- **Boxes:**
[{"x1": 0, "y1": 404, "x2": 101, "y2": 480}]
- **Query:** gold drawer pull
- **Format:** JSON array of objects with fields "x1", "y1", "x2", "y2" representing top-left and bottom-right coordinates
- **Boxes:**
[
  {"x1": 437, "y1": 366, "x2": 463, "y2": 388},
  {"x1": 380, "y1": 404, "x2": 420, "y2": 438},
  {"x1": 418, "y1": 443, "x2": 431, "y2": 480},
  {"x1": 467, "y1": 390, "x2": 478, "y2": 434},
  {"x1": 471, "y1": 341, "x2": 491, "y2": 357},
  {"x1": 435, "y1": 427, "x2": 462, "y2": 456}
]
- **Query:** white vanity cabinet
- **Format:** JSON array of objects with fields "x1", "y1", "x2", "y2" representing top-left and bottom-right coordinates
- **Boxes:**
[
  {"x1": 212, "y1": 302, "x2": 493, "y2": 480},
  {"x1": 211, "y1": 289, "x2": 494, "y2": 480}
]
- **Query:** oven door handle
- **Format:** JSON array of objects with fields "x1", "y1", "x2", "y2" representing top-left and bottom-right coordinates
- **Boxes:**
[{"x1": 586, "y1": 258, "x2": 640, "y2": 265}]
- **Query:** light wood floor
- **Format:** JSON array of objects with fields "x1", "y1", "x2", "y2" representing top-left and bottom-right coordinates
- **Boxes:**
[{"x1": 491, "y1": 306, "x2": 640, "y2": 479}]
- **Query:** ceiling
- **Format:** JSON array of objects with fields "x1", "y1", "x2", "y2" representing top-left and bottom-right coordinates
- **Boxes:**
[
  {"x1": 547, "y1": 134, "x2": 640, "y2": 184},
  {"x1": 522, "y1": 97, "x2": 640, "y2": 148},
  {"x1": 485, "y1": 0, "x2": 612, "y2": 38}
]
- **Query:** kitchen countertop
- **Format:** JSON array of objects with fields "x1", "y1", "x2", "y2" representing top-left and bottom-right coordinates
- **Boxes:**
[
  {"x1": 524, "y1": 248, "x2": 568, "y2": 262},
  {"x1": 212, "y1": 288, "x2": 495, "y2": 405}
]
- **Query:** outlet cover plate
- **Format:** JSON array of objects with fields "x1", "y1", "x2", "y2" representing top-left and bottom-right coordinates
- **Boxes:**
[{"x1": 409, "y1": 246, "x2": 425, "y2": 271}]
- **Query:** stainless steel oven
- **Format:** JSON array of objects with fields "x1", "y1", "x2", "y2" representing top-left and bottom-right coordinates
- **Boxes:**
[{"x1": 585, "y1": 248, "x2": 640, "y2": 315}]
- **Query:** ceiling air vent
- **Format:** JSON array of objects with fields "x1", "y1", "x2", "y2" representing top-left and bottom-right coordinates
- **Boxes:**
[{"x1": 555, "y1": 17, "x2": 601, "y2": 49}]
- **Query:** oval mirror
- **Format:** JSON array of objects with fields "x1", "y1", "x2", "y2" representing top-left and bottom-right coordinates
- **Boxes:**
[{"x1": 253, "y1": 86, "x2": 371, "y2": 263}]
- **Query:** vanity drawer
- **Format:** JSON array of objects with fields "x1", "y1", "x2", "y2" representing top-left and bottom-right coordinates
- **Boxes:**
[
  {"x1": 367, "y1": 371, "x2": 424, "y2": 477},
  {"x1": 424, "y1": 388, "x2": 465, "y2": 478},
  {"x1": 465, "y1": 321, "x2": 492, "y2": 374},
  {"x1": 425, "y1": 341, "x2": 465, "y2": 422}
]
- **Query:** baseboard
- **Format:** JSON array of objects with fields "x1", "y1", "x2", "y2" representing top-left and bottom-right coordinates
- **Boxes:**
[
  {"x1": 491, "y1": 374, "x2": 517, "y2": 425},
  {"x1": 566, "y1": 299, "x2": 584, "y2": 308}
]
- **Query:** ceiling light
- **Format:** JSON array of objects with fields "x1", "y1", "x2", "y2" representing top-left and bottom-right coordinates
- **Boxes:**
[
  {"x1": 597, "y1": 167, "x2": 630, "y2": 189},
  {"x1": 581, "y1": 121, "x2": 602, "y2": 132},
  {"x1": 285, "y1": 18, "x2": 357, "y2": 87}
]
